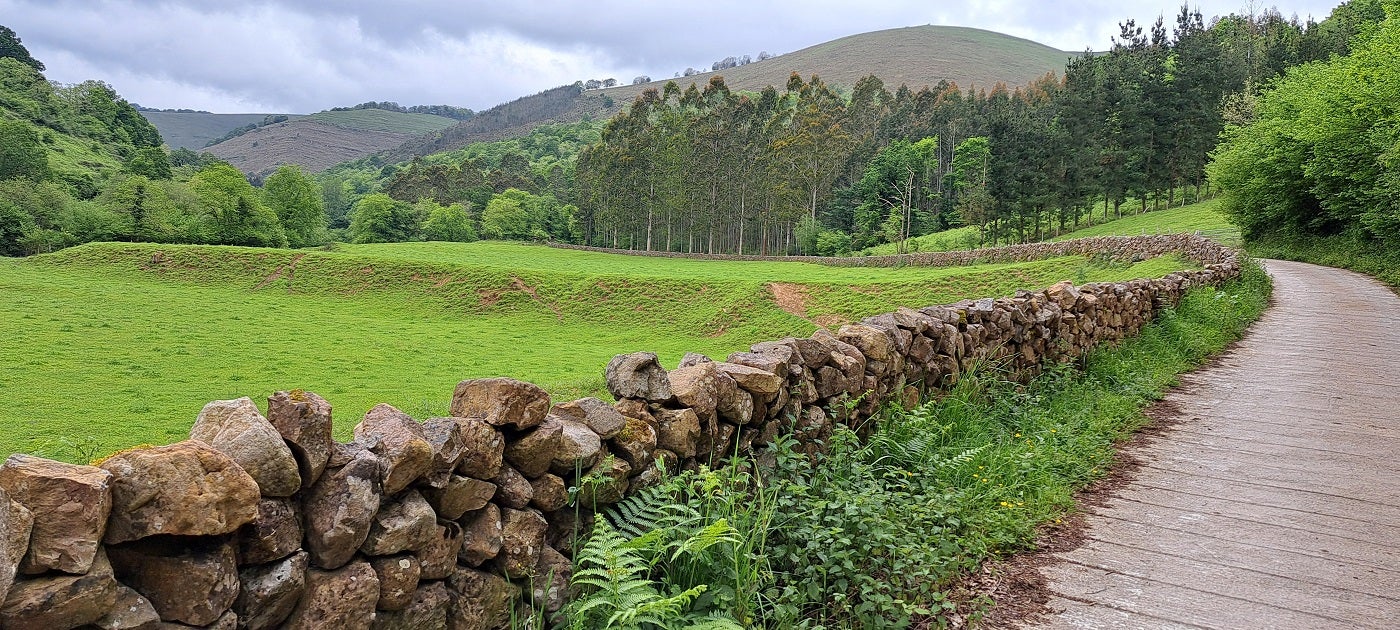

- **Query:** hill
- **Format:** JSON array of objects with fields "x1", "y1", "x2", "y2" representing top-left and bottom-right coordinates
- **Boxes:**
[
  {"x1": 382, "y1": 25, "x2": 1079, "y2": 164},
  {"x1": 137, "y1": 111, "x2": 304, "y2": 151},
  {"x1": 203, "y1": 108, "x2": 460, "y2": 178}
]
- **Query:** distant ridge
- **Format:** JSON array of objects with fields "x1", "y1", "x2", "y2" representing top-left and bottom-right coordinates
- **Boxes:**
[{"x1": 196, "y1": 25, "x2": 1078, "y2": 175}]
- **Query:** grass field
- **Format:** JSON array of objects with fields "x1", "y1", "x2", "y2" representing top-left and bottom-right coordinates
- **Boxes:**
[
  {"x1": 137, "y1": 111, "x2": 305, "y2": 151},
  {"x1": 2, "y1": 241, "x2": 1190, "y2": 461},
  {"x1": 1051, "y1": 198, "x2": 1239, "y2": 245},
  {"x1": 304, "y1": 109, "x2": 459, "y2": 135}
]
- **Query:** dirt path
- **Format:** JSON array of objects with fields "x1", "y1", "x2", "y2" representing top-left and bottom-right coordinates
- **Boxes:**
[{"x1": 1023, "y1": 259, "x2": 1400, "y2": 629}]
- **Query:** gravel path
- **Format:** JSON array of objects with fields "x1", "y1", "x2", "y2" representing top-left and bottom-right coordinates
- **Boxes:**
[{"x1": 1028, "y1": 259, "x2": 1400, "y2": 629}]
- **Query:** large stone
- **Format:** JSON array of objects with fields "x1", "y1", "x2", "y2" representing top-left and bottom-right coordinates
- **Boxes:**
[
  {"x1": 503, "y1": 417, "x2": 562, "y2": 479},
  {"x1": 416, "y1": 520, "x2": 463, "y2": 580},
  {"x1": 266, "y1": 390, "x2": 334, "y2": 488},
  {"x1": 0, "y1": 491, "x2": 31, "y2": 604},
  {"x1": 837, "y1": 324, "x2": 895, "y2": 363},
  {"x1": 551, "y1": 397, "x2": 627, "y2": 439},
  {"x1": 236, "y1": 497, "x2": 302, "y2": 565},
  {"x1": 0, "y1": 548, "x2": 118, "y2": 630},
  {"x1": 107, "y1": 536, "x2": 239, "y2": 626},
  {"x1": 362, "y1": 490, "x2": 437, "y2": 556},
  {"x1": 491, "y1": 465, "x2": 532, "y2": 509},
  {"x1": 609, "y1": 417, "x2": 657, "y2": 470},
  {"x1": 604, "y1": 352, "x2": 672, "y2": 402},
  {"x1": 369, "y1": 555, "x2": 420, "y2": 611},
  {"x1": 303, "y1": 447, "x2": 382, "y2": 570},
  {"x1": 575, "y1": 456, "x2": 630, "y2": 508},
  {"x1": 423, "y1": 475, "x2": 496, "y2": 521},
  {"x1": 0, "y1": 454, "x2": 110, "y2": 575},
  {"x1": 457, "y1": 504, "x2": 502, "y2": 567},
  {"x1": 190, "y1": 397, "x2": 301, "y2": 497},
  {"x1": 454, "y1": 417, "x2": 504, "y2": 480},
  {"x1": 726, "y1": 350, "x2": 790, "y2": 379},
  {"x1": 234, "y1": 551, "x2": 306, "y2": 630},
  {"x1": 283, "y1": 560, "x2": 380, "y2": 630},
  {"x1": 420, "y1": 417, "x2": 468, "y2": 489},
  {"x1": 668, "y1": 363, "x2": 719, "y2": 417},
  {"x1": 450, "y1": 378, "x2": 550, "y2": 430},
  {"x1": 654, "y1": 408, "x2": 701, "y2": 459},
  {"x1": 549, "y1": 419, "x2": 603, "y2": 475},
  {"x1": 371, "y1": 580, "x2": 449, "y2": 630},
  {"x1": 714, "y1": 361, "x2": 785, "y2": 396},
  {"x1": 355, "y1": 404, "x2": 434, "y2": 495},
  {"x1": 100, "y1": 441, "x2": 259, "y2": 544},
  {"x1": 90, "y1": 584, "x2": 161, "y2": 630},
  {"x1": 1046, "y1": 280, "x2": 1081, "y2": 309},
  {"x1": 446, "y1": 566, "x2": 518, "y2": 630},
  {"x1": 531, "y1": 545, "x2": 571, "y2": 614},
  {"x1": 528, "y1": 474, "x2": 568, "y2": 512}
]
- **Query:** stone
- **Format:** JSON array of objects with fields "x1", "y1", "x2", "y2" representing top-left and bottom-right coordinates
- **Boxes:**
[
  {"x1": 503, "y1": 417, "x2": 562, "y2": 479},
  {"x1": 0, "y1": 491, "x2": 31, "y2": 604},
  {"x1": 416, "y1": 520, "x2": 463, "y2": 580},
  {"x1": 303, "y1": 447, "x2": 382, "y2": 570},
  {"x1": 653, "y1": 408, "x2": 701, "y2": 458},
  {"x1": 714, "y1": 361, "x2": 785, "y2": 396},
  {"x1": 234, "y1": 551, "x2": 307, "y2": 630},
  {"x1": 457, "y1": 504, "x2": 502, "y2": 567},
  {"x1": 420, "y1": 417, "x2": 468, "y2": 489},
  {"x1": 190, "y1": 397, "x2": 301, "y2": 497},
  {"x1": 370, "y1": 580, "x2": 449, "y2": 630},
  {"x1": 531, "y1": 545, "x2": 571, "y2": 614},
  {"x1": 1046, "y1": 280, "x2": 1081, "y2": 309},
  {"x1": 454, "y1": 417, "x2": 504, "y2": 480},
  {"x1": 450, "y1": 378, "x2": 550, "y2": 430},
  {"x1": 0, "y1": 454, "x2": 111, "y2": 575},
  {"x1": 711, "y1": 370, "x2": 752, "y2": 425},
  {"x1": 551, "y1": 397, "x2": 627, "y2": 439},
  {"x1": 0, "y1": 548, "x2": 118, "y2": 630},
  {"x1": 266, "y1": 390, "x2": 334, "y2": 488},
  {"x1": 283, "y1": 560, "x2": 380, "y2": 630},
  {"x1": 790, "y1": 337, "x2": 830, "y2": 368},
  {"x1": 604, "y1": 352, "x2": 673, "y2": 402},
  {"x1": 668, "y1": 363, "x2": 719, "y2": 416},
  {"x1": 609, "y1": 417, "x2": 657, "y2": 470},
  {"x1": 355, "y1": 404, "x2": 434, "y2": 495},
  {"x1": 491, "y1": 465, "x2": 533, "y2": 509},
  {"x1": 369, "y1": 555, "x2": 420, "y2": 611},
  {"x1": 361, "y1": 490, "x2": 437, "y2": 557},
  {"x1": 108, "y1": 536, "x2": 238, "y2": 626},
  {"x1": 236, "y1": 497, "x2": 302, "y2": 565},
  {"x1": 815, "y1": 365, "x2": 847, "y2": 399},
  {"x1": 838, "y1": 324, "x2": 895, "y2": 363},
  {"x1": 677, "y1": 352, "x2": 713, "y2": 368},
  {"x1": 446, "y1": 566, "x2": 517, "y2": 630},
  {"x1": 90, "y1": 584, "x2": 160, "y2": 630},
  {"x1": 100, "y1": 441, "x2": 259, "y2": 544},
  {"x1": 575, "y1": 456, "x2": 630, "y2": 508},
  {"x1": 423, "y1": 475, "x2": 496, "y2": 521},
  {"x1": 529, "y1": 474, "x2": 568, "y2": 512},
  {"x1": 726, "y1": 351, "x2": 790, "y2": 379},
  {"x1": 549, "y1": 419, "x2": 603, "y2": 475}
]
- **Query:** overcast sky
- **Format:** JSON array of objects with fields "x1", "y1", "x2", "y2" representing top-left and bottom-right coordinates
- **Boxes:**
[{"x1": 1, "y1": 0, "x2": 1344, "y2": 114}]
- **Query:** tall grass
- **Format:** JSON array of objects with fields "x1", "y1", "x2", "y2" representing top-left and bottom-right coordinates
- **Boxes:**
[
  {"x1": 1247, "y1": 233, "x2": 1400, "y2": 290},
  {"x1": 579, "y1": 259, "x2": 1271, "y2": 628}
]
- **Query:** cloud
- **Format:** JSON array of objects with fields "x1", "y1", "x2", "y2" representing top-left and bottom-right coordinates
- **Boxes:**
[{"x1": 0, "y1": 0, "x2": 1344, "y2": 113}]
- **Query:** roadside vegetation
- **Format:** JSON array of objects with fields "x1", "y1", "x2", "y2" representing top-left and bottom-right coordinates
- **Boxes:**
[{"x1": 567, "y1": 259, "x2": 1272, "y2": 628}]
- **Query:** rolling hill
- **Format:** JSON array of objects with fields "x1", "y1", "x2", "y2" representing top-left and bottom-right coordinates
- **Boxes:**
[
  {"x1": 201, "y1": 108, "x2": 460, "y2": 178},
  {"x1": 136, "y1": 111, "x2": 304, "y2": 151},
  {"x1": 386, "y1": 25, "x2": 1079, "y2": 162},
  {"x1": 203, "y1": 24, "x2": 1078, "y2": 176}
]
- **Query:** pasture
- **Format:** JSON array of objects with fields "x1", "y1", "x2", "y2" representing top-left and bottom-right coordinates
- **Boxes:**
[{"x1": 1, "y1": 241, "x2": 1187, "y2": 461}]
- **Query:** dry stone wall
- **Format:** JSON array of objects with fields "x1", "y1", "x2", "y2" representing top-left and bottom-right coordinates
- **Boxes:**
[{"x1": 0, "y1": 234, "x2": 1240, "y2": 629}]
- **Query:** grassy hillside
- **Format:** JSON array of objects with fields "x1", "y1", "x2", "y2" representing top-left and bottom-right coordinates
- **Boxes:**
[
  {"x1": 137, "y1": 111, "x2": 304, "y2": 151},
  {"x1": 304, "y1": 109, "x2": 459, "y2": 134},
  {"x1": 2, "y1": 241, "x2": 1188, "y2": 461},
  {"x1": 1050, "y1": 199, "x2": 1239, "y2": 245},
  {"x1": 205, "y1": 109, "x2": 459, "y2": 178},
  {"x1": 387, "y1": 25, "x2": 1077, "y2": 162}
]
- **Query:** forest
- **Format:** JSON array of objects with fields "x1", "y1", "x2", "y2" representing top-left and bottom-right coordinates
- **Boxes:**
[{"x1": 1, "y1": 1, "x2": 1395, "y2": 258}]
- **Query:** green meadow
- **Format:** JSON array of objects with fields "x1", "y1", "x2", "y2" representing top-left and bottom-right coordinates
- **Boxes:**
[{"x1": 2, "y1": 241, "x2": 1189, "y2": 461}]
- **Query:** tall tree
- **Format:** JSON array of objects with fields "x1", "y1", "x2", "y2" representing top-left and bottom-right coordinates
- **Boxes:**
[
  {"x1": 0, "y1": 25, "x2": 43, "y2": 72},
  {"x1": 262, "y1": 165, "x2": 327, "y2": 248}
]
